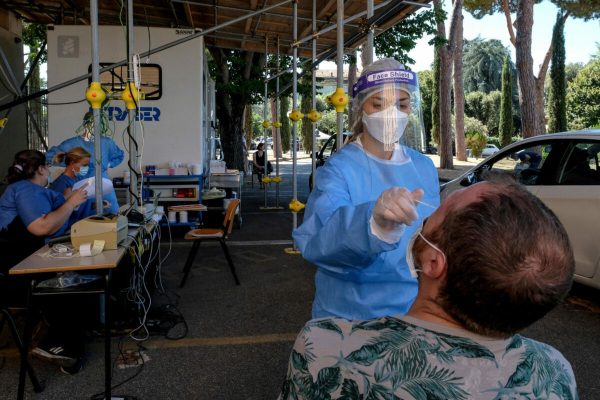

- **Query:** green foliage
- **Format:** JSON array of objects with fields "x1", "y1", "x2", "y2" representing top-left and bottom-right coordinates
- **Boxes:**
[
  {"x1": 22, "y1": 23, "x2": 47, "y2": 64},
  {"x1": 485, "y1": 91, "x2": 502, "y2": 136},
  {"x1": 565, "y1": 63, "x2": 584, "y2": 84},
  {"x1": 375, "y1": 10, "x2": 437, "y2": 66},
  {"x1": 550, "y1": 0, "x2": 600, "y2": 19},
  {"x1": 548, "y1": 13, "x2": 567, "y2": 133},
  {"x1": 465, "y1": 130, "x2": 488, "y2": 158},
  {"x1": 280, "y1": 96, "x2": 292, "y2": 153},
  {"x1": 464, "y1": 116, "x2": 489, "y2": 137},
  {"x1": 465, "y1": 91, "x2": 502, "y2": 136},
  {"x1": 319, "y1": 109, "x2": 338, "y2": 134},
  {"x1": 499, "y1": 56, "x2": 514, "y2": 147},
  {"x1": 567, "y1": 59, "x2": 600, "y2": 129},
  {"x1": 464, "y1": 92, "x2": 488, "y2": 123},
  {"x1": 463, "y1": 37, "x2": 512, "y2": 93},
  {"x1": 418, "y1": 70, "x2": 434, "y2": 143}
]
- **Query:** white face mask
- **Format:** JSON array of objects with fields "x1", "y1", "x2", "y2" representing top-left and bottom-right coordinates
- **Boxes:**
[
  {"x1": 362, "y1": 106, "x2": 409, "y2": 146},
  {"x1": 406, "y1": 220, "x2": 445, "y2": 278}
]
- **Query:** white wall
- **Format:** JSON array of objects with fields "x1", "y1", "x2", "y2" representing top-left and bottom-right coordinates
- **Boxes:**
[{"x1": 47, "y1": 26, "x2": 205, "y2": 178}]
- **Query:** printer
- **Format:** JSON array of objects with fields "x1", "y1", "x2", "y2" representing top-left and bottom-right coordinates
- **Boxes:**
[{"x1": 71, "y1": 214, "x2": 129, "y2": 250}]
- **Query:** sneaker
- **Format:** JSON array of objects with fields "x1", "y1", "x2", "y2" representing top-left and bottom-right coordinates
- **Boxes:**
[
  {"x1": 31, "y1": 343, "x2": 77, "y2": 367},
  {"x1": 60, "y1": 357, "x2": 85, "y2": 375}
]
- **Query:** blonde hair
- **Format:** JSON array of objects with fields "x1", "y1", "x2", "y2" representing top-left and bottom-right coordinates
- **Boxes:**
[{"x1": 53, "y1": 146, "x2": 91, "y2": 166}]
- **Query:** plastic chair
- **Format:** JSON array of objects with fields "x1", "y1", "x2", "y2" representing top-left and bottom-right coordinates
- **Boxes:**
[{"x1": 180, "y1": 199, "x2": 241, "y2": 288}]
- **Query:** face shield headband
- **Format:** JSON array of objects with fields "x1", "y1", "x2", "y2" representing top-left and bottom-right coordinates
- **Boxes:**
[{"x1": 352, "y1": 69, "x2": 417, "y2": 100}]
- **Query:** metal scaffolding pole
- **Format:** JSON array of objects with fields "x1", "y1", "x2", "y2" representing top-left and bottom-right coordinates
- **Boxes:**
[
  {"x1": 292, "y1": 0, "x2": 299, "y2": 234},
  {"x1": 90, "y1": 0, "x2": 103, "y2": 215},
  {"x1": 275, "y1": 36, "x2": 281, "y2": 208},
  {"x1": 336, "y1": 0, "x2": 344, "y2": 152},
  {"x1": 292, "y1": 0, "x2": 393, "y2": 48},
  {"x1": 311, "y1": 0, "x2": 317, "y2": 190},
  {"x1": 127, "y1": 0, "x2": 139, "y2": 206},
  {"x1": 366, "y1": 0, "x2": 374, "y2": 64},
  {"x1": 263, "y1": 36, "x2": 269, "y2": 207}
]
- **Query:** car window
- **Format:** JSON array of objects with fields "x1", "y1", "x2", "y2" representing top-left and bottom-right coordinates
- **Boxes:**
[
  {"x1": 487, "y1": 143, "x2": 556, "y2": 186},
  {"x1": 321, "y1": 136, "x2": 336, "y2": 159},
  {"x1": 558, "y1": 142, "x2": 600, "y2": 185}
]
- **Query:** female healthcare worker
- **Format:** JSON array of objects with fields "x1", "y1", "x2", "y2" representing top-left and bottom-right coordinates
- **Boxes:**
[
  {"x1": 293, "y1": 58, "x2": 440, "y2": 320},
  {"x1": 46, "y1": 111, "x2": 124, "y2": 214},
  {"x1": 0, "y1": 150, "x2": 88, "y2": 267},
  {"x1": 51, "y1": 146, "x2": 97, "y2": 220},
  {"x1": 0, "y1": 150, "x2": 90, "y2": 373}
]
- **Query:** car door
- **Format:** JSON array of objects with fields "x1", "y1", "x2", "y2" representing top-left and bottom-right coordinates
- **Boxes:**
[{"x1": 531, "y1": 140, "x2": 600, "y2": 281}]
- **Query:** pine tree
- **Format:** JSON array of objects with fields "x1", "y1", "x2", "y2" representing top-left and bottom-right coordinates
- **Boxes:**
[
  {"x1": 548, "y1": 13, "x2": 567, "y2": 133},
  {"x1": 499, "y1": 56, "x2": 513, "y2": 147}
]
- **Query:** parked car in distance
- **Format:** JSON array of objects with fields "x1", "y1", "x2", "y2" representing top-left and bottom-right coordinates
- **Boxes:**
[
  {"x1": 480, "y1": 144, "x2": 500, "y2": 157},
  {"x1": 308, "y1": 132, "x2": 351, "y2": 191},
  {"x1": 441, "y1": 129, "x2": 600, "y2": 290}
]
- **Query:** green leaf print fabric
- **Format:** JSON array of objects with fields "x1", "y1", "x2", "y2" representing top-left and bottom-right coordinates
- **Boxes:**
[{"x1": 279, "y1": 316, "x2": 577, "y2": 400}]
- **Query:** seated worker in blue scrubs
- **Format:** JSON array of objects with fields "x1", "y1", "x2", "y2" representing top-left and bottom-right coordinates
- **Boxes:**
[
  {"x1": 51, "y1": 146, "x2": 96, "y2": 220},
  {"x1": 47, "y1": 111, "x2": 125, "y2": 214},
  {"x1": 293, "y1": 58, "x2": 440, "y2": 320},
  {"x1": 0, "y1": 149, "x2": 89, "y2": 373}
]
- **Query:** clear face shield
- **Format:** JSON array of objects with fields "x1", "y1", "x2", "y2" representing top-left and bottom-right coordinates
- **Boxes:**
[{"x1": 352, "y1": 69, "x2": 426, "y2": 152}]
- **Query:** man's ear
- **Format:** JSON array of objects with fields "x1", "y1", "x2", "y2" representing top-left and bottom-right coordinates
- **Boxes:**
[{"x1": 419, "y1": 247, "x2": 447, "y2": 279}]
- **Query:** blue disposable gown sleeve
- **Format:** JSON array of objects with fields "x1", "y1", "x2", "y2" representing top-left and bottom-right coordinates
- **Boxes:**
[
  {"x1": 293, "y1": 163, "x2": 399, "y2": 273},
  {"x1": 105, "y1": 138, "x2": 125, "y2": 168}
]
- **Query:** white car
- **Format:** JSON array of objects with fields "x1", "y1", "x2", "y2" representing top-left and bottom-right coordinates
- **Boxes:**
[
  {"x1": 442, "y1": 130, "x2": 600, "y2": 289},
  {"x1": 481, "y1": 144, "x2": 500, "y2": 157}
]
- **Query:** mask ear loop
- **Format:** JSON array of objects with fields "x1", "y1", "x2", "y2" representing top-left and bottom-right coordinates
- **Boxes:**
[{"x1": 418, "y1": 232, "x2": 447, "y2": 268}]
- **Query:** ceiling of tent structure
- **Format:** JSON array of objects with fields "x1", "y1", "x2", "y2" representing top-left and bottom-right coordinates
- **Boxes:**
[{"x1": 2, "y1": 0, "x2": 432, "y2": 59}]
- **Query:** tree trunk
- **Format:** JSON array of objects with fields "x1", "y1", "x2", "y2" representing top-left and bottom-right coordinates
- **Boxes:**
[
  {"x1": 453, "y1": 13, "x2": 466, "y2": 161},
  {"x1": 434, "y1": 0, "x2": 463, "y2": 170},
  {"x1": 209, "y1": 48, "x2": 265, "y2": 171},
  {"x1": 432, "y1": 50, "x2": 441, "y2": 145},
  {"x1": 280, "y1": 95, "x2": 291, "y2": 153},
  {"x1": 301, "y1": 80, "x2": 313, "y2": 154},
  {"x1": 515, "y1": 0, "x2": 540, "y2": 138},
  {"x1": 270, "y1": 98, "x2": 282, "y2": 158}
]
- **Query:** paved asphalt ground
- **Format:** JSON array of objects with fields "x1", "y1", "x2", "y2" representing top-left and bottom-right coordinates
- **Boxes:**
[{"x1": 1, "y1": 153, "x2": 599, "y2": 399}]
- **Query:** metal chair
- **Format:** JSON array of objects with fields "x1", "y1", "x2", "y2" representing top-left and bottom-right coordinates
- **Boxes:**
[
  {"x1": 180, "y1": 199, "x2": 241, "y2": 288},
  {"x1": 0, "y1": 271, "x2": 44, "y2": 396}
]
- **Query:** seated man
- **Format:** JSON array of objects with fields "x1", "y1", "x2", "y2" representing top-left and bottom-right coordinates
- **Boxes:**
[
  {"x1": 279, "y1": 176, "x2": 577, "y2": 399},
  {"x1": 518, "y1": 150, "x2": 542, "y2": 169}
]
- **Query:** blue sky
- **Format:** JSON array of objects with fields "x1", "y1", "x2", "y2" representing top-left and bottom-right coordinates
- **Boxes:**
[{"x1": 407, "y1": 0, "x2": 600, "y2": 72}]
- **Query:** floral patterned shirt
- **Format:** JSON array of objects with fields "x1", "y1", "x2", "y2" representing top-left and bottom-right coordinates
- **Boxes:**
[{"x1": 279, "y1": 315, "x2": 577, "y2": 400}]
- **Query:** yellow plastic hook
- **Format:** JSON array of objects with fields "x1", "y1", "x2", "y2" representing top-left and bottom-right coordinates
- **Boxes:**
[
  {"x1": 330, "y1": 88, "x2": 349, "y2": 113},
  {"x1": 121, "y1": 82, "x2": 139, "y2": 110},
  {"x1": 288, "y1": 110, "x2": 304, "y2": 122},
  {"x1": 86, "y1": 82, "x2": 106, "y2": 109},
  {"x1": 307, "y1": 109, "x2": 322, "y2": 123},
  {"x1": 289, "y1": 199, "x2": 305, "y2": 213}
]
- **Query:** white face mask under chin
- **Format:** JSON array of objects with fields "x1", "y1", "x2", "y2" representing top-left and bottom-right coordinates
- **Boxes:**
[
  {"x1": 406, "y1": 223, "x2": 445, "y2": 278},
  {"x1": 363, "y1": 106, "x2": 409, "y2": 147}
]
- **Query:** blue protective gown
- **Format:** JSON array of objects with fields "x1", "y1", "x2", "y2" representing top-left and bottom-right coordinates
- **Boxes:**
[
  {"x1": 293, "y1": 142, "x2": 440, "y2": 320},
  {"x1": 46, "y1": 136, "x2": 124, "y2": 214},
  {"x1": 51, "y1": 174, "x2": 95, "y2": 221},
  {"x1": 0, "y1": 180, "x2": 70, "y2": 240}
]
